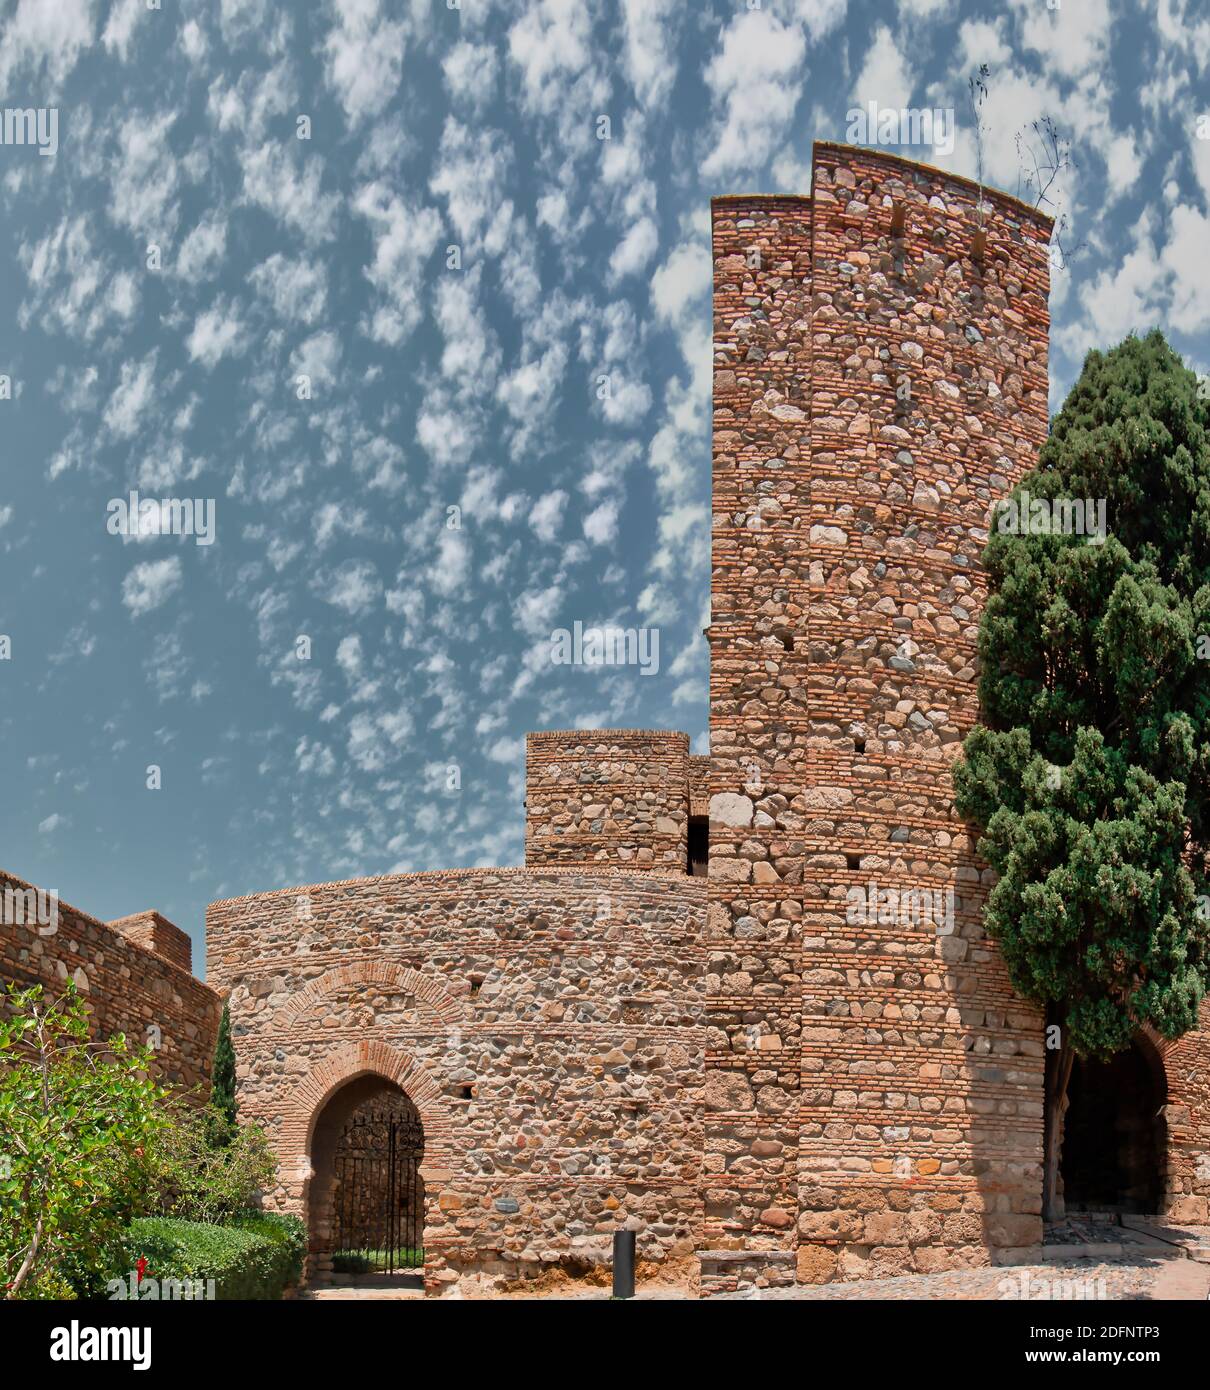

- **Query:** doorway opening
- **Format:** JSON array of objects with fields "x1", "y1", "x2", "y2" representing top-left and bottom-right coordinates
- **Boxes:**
[
  {"x1": 1060, "y1": 1038, "x2": 1166, "y2": 1215},
  {"x1": 309, "y1": 1075, "x2": 425, "y2": 1280}
]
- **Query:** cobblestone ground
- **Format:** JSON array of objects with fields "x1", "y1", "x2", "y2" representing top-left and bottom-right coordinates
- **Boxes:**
[
  {"x1": 299, "y1": 1255, "x2": 1210, "y2": 1300},
  {"x1": 713, "y1": 1256, "x2": 1210, "y2": 1301}
]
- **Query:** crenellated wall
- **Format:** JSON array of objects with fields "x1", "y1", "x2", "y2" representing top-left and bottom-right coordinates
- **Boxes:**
[{"x1": 0, "y1": 868, "x2": 220, "y2": 1098}]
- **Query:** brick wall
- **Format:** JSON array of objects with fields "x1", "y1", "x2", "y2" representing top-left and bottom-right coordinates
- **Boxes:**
[
  {"x1": 1, "y1": 868, "x2": 220, "y2": 1098},
  {"x1": 525, "y1": 730, "x2": 693, "y2": 872},
  {"x1": 206, "y1": 867, "x2": 705, "y2": 1295},
  {"x1": 703, "y1": 142, "x2": 1055, "y2": 1291}
]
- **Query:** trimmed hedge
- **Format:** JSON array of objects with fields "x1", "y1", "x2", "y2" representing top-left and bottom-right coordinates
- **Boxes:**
[
  {"x1": 123, "y1": 1216, "x2": 297, "y2": 1300},
  {"x1": 228, "y1": 1210, "x2": 306, "y2": 1287}
]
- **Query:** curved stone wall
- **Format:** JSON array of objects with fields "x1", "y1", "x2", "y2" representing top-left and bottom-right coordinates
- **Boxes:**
[
  {"x1": 705, "y1": 143, "x2": 1055, "y2": 1290},
  {"x1": 206, "y1": 867, "x2": 705, "y2": 1294}
]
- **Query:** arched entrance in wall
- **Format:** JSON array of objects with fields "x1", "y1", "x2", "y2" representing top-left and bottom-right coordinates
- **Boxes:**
[
  {"x1": 308, "y1": 1073, "x2": 426, "y2": 1281},
  {"x1": 1060, "y1": 1036, "x2": 1168, "y2": 1215}
]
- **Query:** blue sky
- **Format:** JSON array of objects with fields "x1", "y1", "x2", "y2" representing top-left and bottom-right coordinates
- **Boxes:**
[{"x1": 1, "y1": 0, "x2": 1208, "y2": 974}]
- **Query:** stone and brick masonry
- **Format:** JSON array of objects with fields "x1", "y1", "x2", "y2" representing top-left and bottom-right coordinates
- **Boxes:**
[
  {"x1": 0, "y1": 868, "x2": 220, "y2": 1097},
  {"x1": 6, "y1": 142, "x2": 1210, "y2": 1296}
]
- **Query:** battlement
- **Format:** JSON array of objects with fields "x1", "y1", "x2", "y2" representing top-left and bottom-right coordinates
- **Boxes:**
[
  {"x1": 0, "y1": 868, "x2": 219, "y2": 1099},
  {"x1": 524, "y1": 729, "x2": 707, "y2": 874},
  {"x1": 108, "y1": 909, "x2": 194, "y2": 974}
]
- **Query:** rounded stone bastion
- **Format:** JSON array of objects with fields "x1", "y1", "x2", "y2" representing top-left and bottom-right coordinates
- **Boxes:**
[{"x1": 205, "y1": 866, "x2": 706, "y2": 1295}]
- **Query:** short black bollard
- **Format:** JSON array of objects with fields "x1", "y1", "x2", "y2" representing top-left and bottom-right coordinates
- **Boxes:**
[{"x1": 612, "y1": 1230, "x2": 636, "y2": 1300}]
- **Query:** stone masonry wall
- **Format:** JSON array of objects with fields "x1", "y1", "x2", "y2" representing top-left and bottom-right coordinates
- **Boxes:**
[
  {"x1": 1, "y1": 868, "x2": 220, "y2": 1098},
  {"x1": 206, "y1": 867, "x2": 705, "y2": 1295},
  {"x1": 525, "y1": 730, "x2": 692, "y2": 871},
  {"x1": 703, "y1": 142, "x2": 1055, "y2": 1292},
  {"x1": 1159, "y1": 1000, "x2": 1210, "y2": 1223}
]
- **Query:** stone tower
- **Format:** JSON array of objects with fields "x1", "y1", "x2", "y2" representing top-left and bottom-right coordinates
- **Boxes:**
[{"x1": 702, "y1": 142, "x2": 1054, "y2": 1290}]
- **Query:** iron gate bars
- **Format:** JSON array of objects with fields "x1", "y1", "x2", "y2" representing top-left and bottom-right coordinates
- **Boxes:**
[{"x1": 332, "y1": 1107, "x2": 424, "y2": 1273}]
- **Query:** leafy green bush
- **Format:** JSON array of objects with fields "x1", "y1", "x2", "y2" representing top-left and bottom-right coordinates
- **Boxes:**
[
  {"x1": 227, "y1": 1211, "x2": 306, "y2": 1287},
  {"x1": 147, "y1": 1105, "x2": 277, "y2": 1223},
  {"x1": 1, "y1": 983, "x2": 169, "y2": 1300},
  {"x1": 122, "y1": 1217, "x2": 295, "y2": 1300}
]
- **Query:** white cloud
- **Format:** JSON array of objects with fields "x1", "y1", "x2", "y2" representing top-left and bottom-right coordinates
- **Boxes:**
[
  {"x1": 431, "y1": 530, "x2": 470, "y2": 596},
  {"x1": 323, "y1": 0, "x2": 407, "y2": 125},
  {"x1": 443, "y1": 40, "x2": 498, "y2": 110},
  {"x1": 292, "y1": 330, "x2": 342, "y2": 388},
  {"x1": 352, "y1": 180, "x2": 443, "y2": 345},
  {"x1": 109, "y1": 112, "x2": 180, "y2": 240},
  {"x1": 186, "y1": 297, "x2": 248, "y2": 368},
  {"x1": 314, "y1": 559, "x2": 381, "y2": 615},
  {"x1": 176, "y1": 214, "x2": 227, "y2": 281},
  {"x1": 652, "y1": 238, "x2": 711, "y2": 325},
  {"x1": 122, "y1": 556, "x2": 183, "y2": 616},
  {"x1": 583, "y1": 500, "x2": 619, "y2": 546},
  {"x1": 239, "y1": 142, "x2": 340, "y2": 244},
  {"x1": 248, "y1": 253, "x2": 328, "y2": 323},
  {"x1": 102, "y1": 0, "x2": 144, "y2": 59},
  {"x1": 528, "y1": 490, "x2": 567, "y2": 542},
  {"x1": 103, "y1": 351, "x2": 157, "y2": 440},
  {"x1": 621, "y1": 0, "x2": 680, "y2": 109},
  {"x1": 1163, "y1": 203, "x2": 1210, "y2": 333},
  {"x1": 609, "y1": 216, "x2": 659, "y2": 284},
  {"x1": 701, "y1": 11, "x2": 807, "y2": 179},
  {"x1": 0, "y1": 0, "x2": 94, "y2": 90},
  {"x1": 851, "y1": 25, "x2": 915, "y2": 114}
]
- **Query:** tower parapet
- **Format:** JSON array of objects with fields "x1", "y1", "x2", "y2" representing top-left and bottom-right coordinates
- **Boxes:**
[{"x1": 525, "y1": 729, "x2": 696, "y2": 872}]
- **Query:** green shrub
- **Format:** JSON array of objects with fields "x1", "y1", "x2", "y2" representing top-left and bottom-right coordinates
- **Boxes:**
[
  {"x1": 227, "y1": 1211, "x2": 306, "y2": 1287},
  {"x1": 121, "y1": 1217, "x2": 293, "y2": 1300},
  {"x1": 1, "y1": 983, "x2": 170, "y2": 1300},
  {"x1": 147, "y1": 1106, "x2": 277, "y2": 1223}
]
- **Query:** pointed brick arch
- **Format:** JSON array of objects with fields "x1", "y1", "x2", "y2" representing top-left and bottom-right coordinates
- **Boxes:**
[
  {"x1": 279, "y1": 1038, "x2": 455, "y2": 1180},
  {"x1": 280, "y1": 1039, "x2": 457, "y2": 1292},
  {"x1": 276, "y1": 962, "x2": 461, "y2": 1033}
]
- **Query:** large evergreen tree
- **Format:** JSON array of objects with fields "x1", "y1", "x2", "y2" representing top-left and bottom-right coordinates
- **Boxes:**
[{"x1": 954, "y1": 329, "x2": 1210, "y2": 1220}]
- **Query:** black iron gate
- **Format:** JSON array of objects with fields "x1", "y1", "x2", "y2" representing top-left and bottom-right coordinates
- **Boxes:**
[{"x1": 332, "y1": 1103, "x2": 424, "y2": 1273}]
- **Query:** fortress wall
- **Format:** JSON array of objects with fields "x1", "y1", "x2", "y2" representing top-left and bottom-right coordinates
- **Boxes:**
[
  {"x1": 206, "y1": 867, "x2": 705, "y2": 1294},
  {"x1": 0, "y1": 868, "x2": 220, "y2": 1099},
  {"x1": 1158, "y1": 1001, "x2": 1210, "y2": 1223},
  {"x1": 705, "y1": 193, "x2": 814, "y2": 1290},
  {"x1": 799, "y1": 143, "x2": 1052, "y2": 1284},
  {"x1": 704, "y1": 142, "x2": 1054, "y2": 1292},
  {"x1": 524, "y1": 729, "x2": 692, "y2": 871}
]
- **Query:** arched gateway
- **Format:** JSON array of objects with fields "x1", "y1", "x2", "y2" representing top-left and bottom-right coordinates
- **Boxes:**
[{"x1": 309, "y1": 1077, "x2": 426, "y2": 1279}]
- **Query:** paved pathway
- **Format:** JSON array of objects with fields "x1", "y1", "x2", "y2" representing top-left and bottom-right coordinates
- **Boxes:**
[{"x1": 299, "y1": 1253, "x2": 1210, "y2": 1301}]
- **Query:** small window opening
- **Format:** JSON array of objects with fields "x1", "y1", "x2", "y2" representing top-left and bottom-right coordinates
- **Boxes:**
[
  {"x1": 688, "y1": 815, "x2": 709, "y2": 877},
  {"x1": 854, "y1": 738, "x2": 866, "y2": 754},
  {"x1": 460, "y1": 1086, "x2": 474, "y2": 1101},
  {"x1": 845, "y1": 853, "x2": 861, "y2": 871},
  {"x1": 469, "y1": 975, "x2": 484, "y2": 996}
]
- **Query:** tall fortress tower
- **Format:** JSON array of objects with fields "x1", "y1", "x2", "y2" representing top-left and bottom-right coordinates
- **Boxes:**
[
  {"x1": 20, "y1": 144, "x2": 1210, "y2": 1299},
  {"x1": 703, "y1": 142, "x2": 1055, "y2": 1288}
]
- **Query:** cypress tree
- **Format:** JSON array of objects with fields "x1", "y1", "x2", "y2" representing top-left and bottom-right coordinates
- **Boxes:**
[
  {"x1": 209, "y1": 1001, "x2": 238, "y2": 1139},
  {"x1": 954, "y1": 330, "x2": 1210, "y2": 1219}
]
